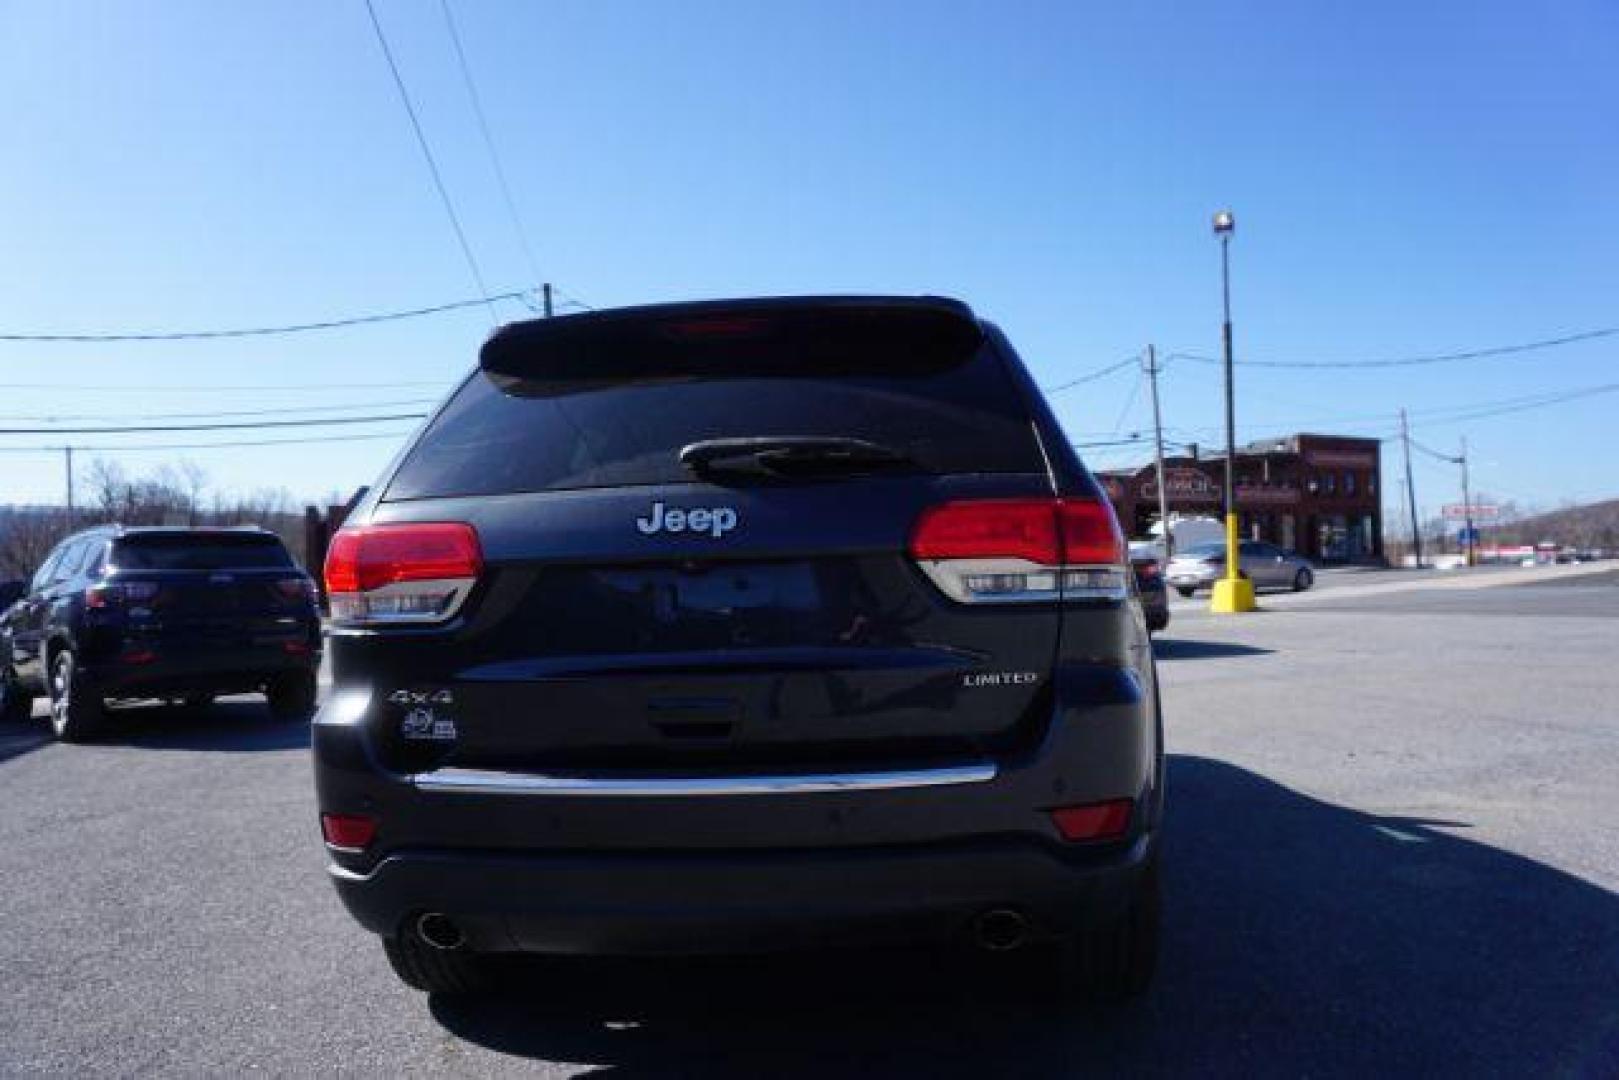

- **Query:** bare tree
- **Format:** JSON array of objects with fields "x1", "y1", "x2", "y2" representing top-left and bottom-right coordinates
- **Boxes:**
[{"x1": 0, "y1": 507, "x2": 72, "y2": 580}]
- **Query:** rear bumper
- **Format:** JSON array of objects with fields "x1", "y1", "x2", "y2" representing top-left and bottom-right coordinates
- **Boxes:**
[
  {"x1": 329, "y1": 833, "x2": 1153, "y2": 956},
  {"x1": 314, "y1": 657, "x2": 1163, "y2": 957},
  {"x1": 79, "y1": 642, "x2": 318, "y2": 697}
]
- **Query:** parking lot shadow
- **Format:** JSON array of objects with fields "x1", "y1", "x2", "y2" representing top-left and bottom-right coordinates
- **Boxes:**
[
  {"x1": 427, "y1": 755, "x2": 1619, "y2": 1078},
  {"x1": 1153, "y1": 638, "x2": 1274, "y2": 660},
  {"x1": 0, "y1": 714, "x2": 52, "y2": 765},
  {"x1": 93, "y1": 699, "x2": 309, "y2": 752}
]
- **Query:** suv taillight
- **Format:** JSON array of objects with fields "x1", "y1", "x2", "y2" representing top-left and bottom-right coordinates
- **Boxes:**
[
  {"x1": 84, "y1": 582, "x2": 162, "y2": 609},
  {"x1": 324, "y1": 523, "x2": 482, "y2": 626},
  {"x1": 908, "y1": 498, "x2": 1126, "y2": 604}
]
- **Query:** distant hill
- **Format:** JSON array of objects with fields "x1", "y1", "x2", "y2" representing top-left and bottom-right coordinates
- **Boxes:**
[{"x1": 1483, "y1": 498, "x2": 1619, "y2": 550}]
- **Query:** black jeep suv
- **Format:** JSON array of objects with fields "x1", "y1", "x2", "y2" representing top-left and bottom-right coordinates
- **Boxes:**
[
  {"x1": 0, "y1": 525, "x2": 321, "y2": 739},
  {"x1": 314, "y1": 297, "x2": 1164, "y2": 999}
]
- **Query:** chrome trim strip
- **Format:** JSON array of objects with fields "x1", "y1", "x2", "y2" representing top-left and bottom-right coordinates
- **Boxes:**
[{"x1": 411, "y1": 762, "x2": 998, "y2": 797}]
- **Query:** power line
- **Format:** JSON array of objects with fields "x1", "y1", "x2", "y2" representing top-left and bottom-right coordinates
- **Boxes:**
[
  {"x1": 1166, "y1": 325, "x2": 1617, "y2": 369},
  {"x1": 363, "y1": 0, "x2": 496, "y2": 324},
  {"x1": 0, "y1": 412, "x2": 426, "y2": 435},
  {"x1": 0, "y1": 292, "x2": 526, "y2": 343},
  {"x1": 0, "y1": 429, "x2": 417, "y2": 454},
  {"x1": 1043, "y1": 353, "x2": 1141, "y2": 395},
  {"x1": 551, "y1": 288, "x2": 595, "y2": 312},
  {"x1": 438, "y1": 0, "x2": 544, "y2": 291},
  {"x1": 1109, "y1": 370, "x2": 1145, "y2": 435},
  {"x1": 0, "y1": 398, "x2": 436, "y2": 423},
  {"x1": 0, "y1": 380, "x2": 448, "y2": 394}
]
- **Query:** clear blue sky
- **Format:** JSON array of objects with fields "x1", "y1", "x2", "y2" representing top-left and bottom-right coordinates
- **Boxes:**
[{"x1": 2, "y1": 0, "x2": 1615, "y2": 527}]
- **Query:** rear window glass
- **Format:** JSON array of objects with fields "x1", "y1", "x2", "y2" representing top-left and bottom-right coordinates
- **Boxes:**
[
  {"x1": 386, "y1": 343, "x2": 1044, "y2": 500},
  {"x1": 111, "y1": 534, "x2": 293, "y2": 571}
]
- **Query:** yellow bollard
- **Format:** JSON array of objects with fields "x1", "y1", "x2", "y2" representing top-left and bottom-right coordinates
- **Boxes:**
[{"x1": 1209, "y1": 512, "x2": 1257, "y2": 613}]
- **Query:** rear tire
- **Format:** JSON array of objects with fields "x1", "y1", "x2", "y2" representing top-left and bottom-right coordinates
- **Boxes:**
[
  {"x1": 266, "y1": 671, "x2": 317, "y2": 723},
  {"x1": 1174, "y1": 586, "x2": 1195, "y2": 598},
  {"x1": 381, "y1": 934, "x2": 492, "y2": 995},
  {"x1": 1, "y1": 665, "x2": 34, "y2": 724},
  {"x1": 48, "y1": 650, "x2": 105, "y2": 743},
  {"x1": 1056, "y1": 855, "x2": 1160, "y2": 1002},
  {"x1": 1293, "y1": 568, "x2": 1314, "y2": 592}
]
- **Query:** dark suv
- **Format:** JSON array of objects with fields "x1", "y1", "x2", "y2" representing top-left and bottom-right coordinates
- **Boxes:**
[
  {"x1": 0, "y1": 526, "x2": 321, "y2": 739},
  {"x1": 314, "y1": 297, "x2": 1164, "y2": 1000}
]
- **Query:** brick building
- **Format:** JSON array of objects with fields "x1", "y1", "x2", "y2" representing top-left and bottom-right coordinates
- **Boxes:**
[{"x1": 1096, "y1": 433, "x2": 1384, "y2": 564}]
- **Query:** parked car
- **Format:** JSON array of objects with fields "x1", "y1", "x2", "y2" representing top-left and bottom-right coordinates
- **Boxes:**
[
  {"x1": 1132, "y1": 555, "x2": 1169, "y2": 633},
  {"x1": 1165, "y1": 540, "x2": 1315, "y2": 597},
  {"x1": 314, "y1": 296, "x2": 1164, "y2": 1002},
  {"x1": 0, "y1": 526, "x2": 321, "y2": 739}
]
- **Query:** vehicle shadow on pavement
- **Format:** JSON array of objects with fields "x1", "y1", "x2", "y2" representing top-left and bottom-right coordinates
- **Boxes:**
[
  {"x1": 0, "y1": 713, "x2": 52, "y2": 765},
  {"x1": 1152, "y1": 639, "x2": 1274, "y2": 660},
  {"x1": 427, "y1": 755, "x2": 1619, "y2": 1078},
  {"x1": 90, "y1": 699, "x2": 309, "y2": 752}
]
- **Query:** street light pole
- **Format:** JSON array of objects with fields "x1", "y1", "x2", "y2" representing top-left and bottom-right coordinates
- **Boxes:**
[{"x1": 1210, "y1": 209, "x2": 1255, "y2": 613}]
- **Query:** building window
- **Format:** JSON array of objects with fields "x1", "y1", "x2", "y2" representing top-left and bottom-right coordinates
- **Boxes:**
[
  {"x1": 1368, "y1": 475, "x2": 1377, "y2": 496},
  {"x1": 1324, "y1": 473, "x2": 1337, "y2": 494},
  {"x1": 1344, "y1": 472, "x2": 1356, "y2": 495}
]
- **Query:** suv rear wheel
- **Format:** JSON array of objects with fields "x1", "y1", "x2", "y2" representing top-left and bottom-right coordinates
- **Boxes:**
[
  {"x1": 49, "y1": 650, "x2": 105, "y2": 742},
  {"x1": 266, "y1": 671, "x2": 317, "y2": 723},
  {"x1": 381, "y1": 933, "x2": 492, "y2": 995}
]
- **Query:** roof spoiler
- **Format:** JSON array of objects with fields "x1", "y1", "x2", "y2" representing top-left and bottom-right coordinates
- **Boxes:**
[{"x1": 479, "y1": 295, "x2": 982, "y2": 381}]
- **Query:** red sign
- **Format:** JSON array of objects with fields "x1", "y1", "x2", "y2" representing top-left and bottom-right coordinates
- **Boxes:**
[{"x1": 1443, "y1": 504, "x2": 1499, "y2": 520}]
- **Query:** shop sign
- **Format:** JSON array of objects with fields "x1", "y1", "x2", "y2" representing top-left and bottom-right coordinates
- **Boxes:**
[
  {"x1": 1307, "y1": 450, "x2": 1377, "y2": 468},
  {"x1": 1140, "y1": 467, "x2": 1217, "y2": 502},
  {"x1": 1235, "y1": 485, "x2": 1300, "y2": 505}
]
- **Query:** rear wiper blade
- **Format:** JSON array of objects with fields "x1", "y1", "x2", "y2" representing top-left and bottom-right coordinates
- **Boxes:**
[{"x1": 679, "y1": 437, "x2": 917, "y2": 478}]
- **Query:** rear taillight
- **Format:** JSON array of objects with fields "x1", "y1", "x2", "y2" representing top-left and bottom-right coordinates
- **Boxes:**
[
  {"x1": 273, "y1": 576, "x2": 315, "y2": 603},
  {"x1": 324, "y1": 523, "x2": 482, "y2": 626},
  {"x1": 320, "y1": 812, "x2": 377, "y2": 852},
  {"x1": 908, "y1": 497, "x2": 1126, "y2": 604},
  {"x1": 84, "y1": 584, "x2": 118, "y2": 609}
]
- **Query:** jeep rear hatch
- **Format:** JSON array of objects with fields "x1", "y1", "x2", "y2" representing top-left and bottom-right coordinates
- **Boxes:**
[{"x1": 346, "y1": 298, "x2": 1095, "y2": 774}]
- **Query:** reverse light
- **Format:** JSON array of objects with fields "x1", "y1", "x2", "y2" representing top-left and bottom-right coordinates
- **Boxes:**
[
  {"x1": 1050, "y1": 799, "x2": 1134, "y2": 842},
  {"x1": 320, "y1": 812, "x2": 377, "y2": 852},
  {"x1": 324, "y1": 523, "x2": 482, "y2": 627},
  {"x1": 908, "y1": 498, "x2": 1127, "y2": 604}
]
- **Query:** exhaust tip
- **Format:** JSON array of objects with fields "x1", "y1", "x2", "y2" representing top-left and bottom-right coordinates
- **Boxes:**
[
  {"x1": 415, "y1": 912, "x2": 465, "y2": 951},
  {"x1": 973, "y1": 908, "x2": 1030, "y2": 952}
]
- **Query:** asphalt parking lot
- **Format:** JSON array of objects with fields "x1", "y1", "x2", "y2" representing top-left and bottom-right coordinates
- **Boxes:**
[{"x1": 2, "y1": 566, "x2": 1616, "y2": 1077}]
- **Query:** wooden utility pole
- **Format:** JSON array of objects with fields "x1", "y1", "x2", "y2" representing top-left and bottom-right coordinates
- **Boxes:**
[
  {"x1": 1399, "y1": 409, "x2": 1423, "y2": 568},
  {"x1": 542, "y1": 283, "x2": 554, "y2": 318},
  {"x1": 1459, "y1": 435, "x2": 1476, "y2": 566},
  {"x1": 1144, "y1": 345, "x2": 1171, "y2": 557},
  {"x1": 65, "y1": 446, "x2": 75, "y2": 521}
]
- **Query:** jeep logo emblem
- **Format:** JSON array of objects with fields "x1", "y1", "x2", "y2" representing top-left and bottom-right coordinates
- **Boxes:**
[{"x1": 636, "y1": 501, "x2": 738, "y2": 538}]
